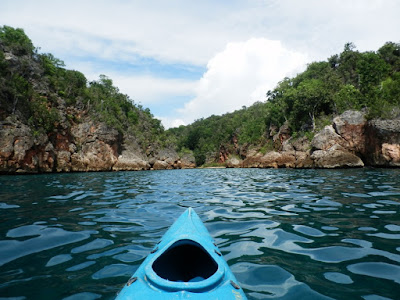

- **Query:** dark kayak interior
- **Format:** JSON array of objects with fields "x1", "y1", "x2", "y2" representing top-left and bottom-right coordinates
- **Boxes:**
[{"x1": 152, "y1": 240, "x2": 218, "y2": 282}]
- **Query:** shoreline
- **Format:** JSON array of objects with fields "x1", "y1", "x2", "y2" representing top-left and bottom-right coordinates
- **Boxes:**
[{"x1": 1, "y1": 164, "x2": 398, "y2": 176}]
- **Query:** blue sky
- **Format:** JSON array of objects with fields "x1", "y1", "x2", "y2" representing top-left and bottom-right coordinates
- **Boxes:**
[{"x1": 1, "y1": 0, "x2": 400, "y2": 128}]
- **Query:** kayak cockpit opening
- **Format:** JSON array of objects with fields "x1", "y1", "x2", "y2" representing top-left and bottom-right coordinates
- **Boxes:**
[{"x1": 152, "y1": 240, "x2": 218, "y2": 282}]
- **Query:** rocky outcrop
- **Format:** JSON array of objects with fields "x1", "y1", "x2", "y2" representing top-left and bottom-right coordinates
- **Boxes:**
[
  {"x1": 273, "y1": 122, "x2": 291, "y2": 150},
  {"x1": 1, "y1": 109, "x2": 400, "y2": 173},
  {"x1": 310, "y1": 124, "x2": 363, "y2": 168},
  {"x1": 365, "y1": 119, "x2": 400, "y2": 166},
  {"x1": 69, "y1": 122, "x2": 120, "y2": 172},
  {"x1": 0, "y1": 117, "x2": 195, "y2": 174},
  {"x1": 243, "y1": 150, "x2": 296, "y2": 168},
  {"x1": 226, "y1": 157, "x2": 242, "y2": 168},
  {"x1": 332, "y1": 110, "x2": 366, "y2": 154},
  {"x1": 176, "y1": 153, "x2": 196, "y2": 169},
  {"x1": 311, "y1": 146, "x2": 364, "y2": 168},
  {"x1": 151, "y1": 149, "x2": 196, "y2": 170},
  {"x1": 0, "y1": 118, "x2": 55, "y2": 173},
  {"x1": 219, "y1": 110, "x2": 399, "y2": 169},
  {"x1": 113, "y1": 136, "x2": 149, "y2": 171},
  {"x1": 311, "y1": 125, "x2": 347, "y2": 151}
]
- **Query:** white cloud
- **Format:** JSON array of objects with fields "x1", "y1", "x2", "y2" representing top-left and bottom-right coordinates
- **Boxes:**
[
  {"x1": 176, "y1": 38, "x2": 307, "y2": 125},
  {"x1": 2, "y1": 0, "x2": 399, "y2": 67},
  {"x1": 2, "y1": 0, "x2": 400, "y2": 129},
  {"x1": 157, "y1": 117, "x2": 186, "y2": 129},
  {"x1": 110, "y1": 75, "x2": 196, "y2": 105}
]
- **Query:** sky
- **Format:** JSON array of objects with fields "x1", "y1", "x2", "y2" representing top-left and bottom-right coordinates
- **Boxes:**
[{"x1": 1, "y1": 0, "x2": 399, "y2": 128}]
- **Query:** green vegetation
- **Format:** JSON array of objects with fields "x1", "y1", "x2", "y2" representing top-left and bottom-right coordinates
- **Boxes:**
[
  {"x1": 0, "y1": 25, "x2": 164, "y2": 150},
  {"x1": 168, "y1": 102, "x2": 269, "y2": 165},
  {"x1": 1, "y1": 25, "x2": 399, "y2": 166},
  {"x1": 0, "y1": 25, "x2": 34, "y2": 56},
  {"x1": 169, "y1": 42, "x2": 400, "y2": 164}
]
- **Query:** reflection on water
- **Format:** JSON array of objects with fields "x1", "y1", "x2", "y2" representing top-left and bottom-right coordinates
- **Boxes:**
[{"x1": 0, "y1": 168, "x2": 399, "y2": 299}]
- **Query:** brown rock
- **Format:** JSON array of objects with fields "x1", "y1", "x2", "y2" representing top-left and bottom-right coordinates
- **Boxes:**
[
  {"x1": 333, "y1": 110, "x2": 366, "y2": 153},
  {"x1": 365, "y1": 119, "x2": 400, "y2": 166},
  {"x1": 311, "y1": 148, "x2": 364, "y2": 168},
  {"x1": 294, "y1": 151, "x2": 314, "y2": 168},
  {"x1": 71, "y1": 140, "x2": 117, "y2": 171},
  {"x1": 113, "y1": 136, "x2": 150, "y2": 171},
  {"x1": 311, "y1": 125, "x2": 346, "y2": 151},
  {"x1": 226, "y1": 157, "x2": 242, "y2": 168},
  {"x1": 273, "y1": 122, "x2": 291, "y2": 150},
  {"x1": 179, "y1": 153, "x2": 196, "y2": 169},
  {"x1": 282, "y1": 139, "x2": 294, "y2": 151},
  {"x1": 292, "y1": 136, "x2": 311, "y2": 152},
  {"x1": 242, "y1": 150, "x2": 263, "y2": 168},
  {"x1": 70, "y1": 122, "x2": 119, "y2": 171},
  {"x1": 153, "y1": 160, "x2": 170, "y2": 170},
  {"x1": 113, "y1": 152, "x2": 150, "y2": 171},
  {"x1": 156, "y1": 149, "x2": 179, "y2": 165},
  {"x1": 57, "y1": 150, "x2": 72, "y2": 172},
  {"x1": 243, "y1": 150, "x2": 296, "y2": 168},
  {"x1": 381, "y1": 143, "x2": 400, "y2": 165}
]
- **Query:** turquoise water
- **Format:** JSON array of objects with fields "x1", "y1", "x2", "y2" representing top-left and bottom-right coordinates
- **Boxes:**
[{"x1": 0, "y1": 168, "x2": 400, "y2": 299}]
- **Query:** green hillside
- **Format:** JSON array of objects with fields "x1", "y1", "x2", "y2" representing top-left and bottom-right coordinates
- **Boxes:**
[
  {"x1": 0, "y1": 25, "x2": 165, "y2": 151},
  {"x1": 169, "y1": 42, "x2": 400, "y2": 165},
  {"x1": 1, "y1": 25, "x2": 399, "y2": 167}
]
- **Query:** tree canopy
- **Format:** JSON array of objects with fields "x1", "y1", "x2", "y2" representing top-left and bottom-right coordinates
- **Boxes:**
[
  {"x1": 169, "y1": 42, "x2": 400, "y2": 164},
  {"x1": 1, "y1": 25, "x2": 399, "y2": 166},
  {"x1": 0, "y1": 25, "x2": 164, "y2": 150}
]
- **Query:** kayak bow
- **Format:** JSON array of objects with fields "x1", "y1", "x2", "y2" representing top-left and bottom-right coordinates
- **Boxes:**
[{"x1": 116, "y1": 208, "x2": 247, "y2": 299}]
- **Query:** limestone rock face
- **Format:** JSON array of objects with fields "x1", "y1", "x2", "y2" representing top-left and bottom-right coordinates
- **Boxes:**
[
  {"x1": 242, "y1": 149, "x2": 263, "y2": 168},
  {"x1": 333, "y1": 110, "x2": 366, "y2": 154},
  {"x1": 1, "y1": 109, "x2": 400, "y2": 172},
  {"x1": 243, "y1": 151, "x2": 296, "y2": 168},
  {"x1": 311, "y1": 125, "x2": 346, "y2": 151},
  {"x1": 113, "y1": 153, "x2": 150, "y2": 171},
  {"x1": 113, "y1": 137, "x2": 150, "y2": 171},
  {"x1": 177, "y1": 153, "x2": 196, "y2": 169},
  {"x1": 365, "y1": 119, "x2": 400, "y2": 166},
  {"x1": 273, "y1": 122, "x2": 291, "y2": 150},
  {"x1": 226, "y1": 157, "x2": 242, "y2": 168},
  {"x1": 294, "y1": 151, "x2": 314, "y2": 168},
  {"x1": 292, "y1": 136, "x2": 311, "y2": 152},
  {"x1": 153, "y1": 160, "x2": 170, "y2": 170},
  {"x1": 0, "y1": 118, "x2": 55, "y2": 173},
  {"x1": 311, "y1": 148, "x2": 364, "y2": 168},
  {"x1": 382, "y1": 143, "x2": 400, "y2": 165},
  {"x1": 308, "y1": 111, "x2": 368, "y2": 168},
  {"x1": 70, "y1": 122, "x2": 119, "y2": 171},
  {"x1": 156, "y1": 149, "x2": 179, "y2": 165}
]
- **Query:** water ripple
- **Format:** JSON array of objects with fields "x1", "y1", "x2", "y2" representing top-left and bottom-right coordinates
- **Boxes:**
[{"x1": 0, "y1": 168, "x2": 399, "y2": 299}]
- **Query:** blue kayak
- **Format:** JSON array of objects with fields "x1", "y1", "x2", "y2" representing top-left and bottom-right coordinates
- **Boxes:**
[{"x1": 115, "y1": 208, "x2": 247, "y2": 299}]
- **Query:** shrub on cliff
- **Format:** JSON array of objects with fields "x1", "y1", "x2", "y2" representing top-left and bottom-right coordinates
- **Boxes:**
[
  {"x1": 0, "y1": 25, "x2": 165, "y2": 151},
  {"x1": 170, "y1": 41, "x2": 400, "y2": 166},
  {"x1": 0, "y1": 25, "x2": 34, "y2": 56}
]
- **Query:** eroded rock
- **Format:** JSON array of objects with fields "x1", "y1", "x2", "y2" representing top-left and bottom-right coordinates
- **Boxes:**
[{"x1": 311, "y1": 148, "x2": 364, "y2": 168}]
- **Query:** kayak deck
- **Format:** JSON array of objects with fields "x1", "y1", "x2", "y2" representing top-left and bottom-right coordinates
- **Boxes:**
[{"x1": 115, "y1": 208, "x2": 247, "y2": 299}]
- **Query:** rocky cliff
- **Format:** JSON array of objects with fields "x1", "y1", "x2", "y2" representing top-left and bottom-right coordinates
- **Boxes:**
[
  {"x1": 0, "y1": 116, "x2": 195, "y2": 174},
  {"x1": 0, "y1": 26, "x2": 196, "y2": 174},
  {"x1": 1, "y1": 26, "x2": 399, "y2": 173},
  {"x1": 222, "y1": 110, "x2": 400, "y2": 169},
  {"x1": 2, "y1": 108, "x2": 399, "y2": 173}
]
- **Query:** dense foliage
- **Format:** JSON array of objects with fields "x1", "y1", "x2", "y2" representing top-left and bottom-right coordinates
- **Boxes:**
[
  {"x1": 170, "y1": 42, "x2": 400, "y2": 164},
  {"x1": 0, "y1": 25, "x2": 164, "y2": 149},
  {"x1": 266, "y1": 42, "x2": 400, "y2": 129},
  {"x1": 168, "y1": 103, "x2": 269, "y2": 165},
  {"x1": 1, "y1": 25, "x2": 399, "y2": 166}
]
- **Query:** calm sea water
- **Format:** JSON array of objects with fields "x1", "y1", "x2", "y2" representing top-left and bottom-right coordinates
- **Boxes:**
[{"x1": 0, "y1": 168, "x2": 400, "y2": 300}]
